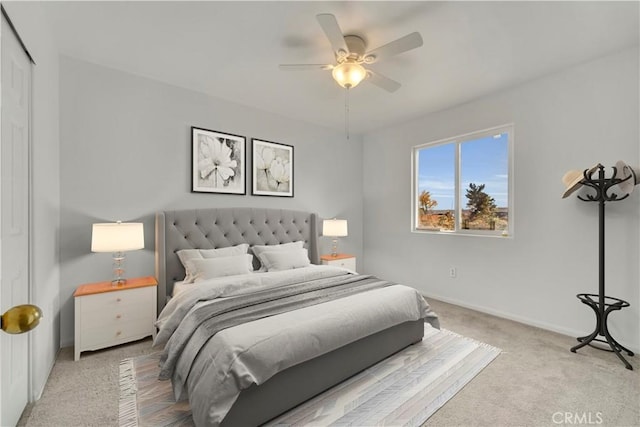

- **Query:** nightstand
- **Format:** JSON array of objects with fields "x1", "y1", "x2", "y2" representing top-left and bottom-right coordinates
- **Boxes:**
[
  {"x1": 74, "y1": 276, "x2": 157, "y2": 361},
  {"x1": 320, "y1": 254, "x2": 356, "y2": 272}
]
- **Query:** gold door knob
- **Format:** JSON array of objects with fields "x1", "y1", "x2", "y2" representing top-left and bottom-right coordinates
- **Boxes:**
[{"x1": 1, "y1": 304, "x2": 43, "y2": 334}]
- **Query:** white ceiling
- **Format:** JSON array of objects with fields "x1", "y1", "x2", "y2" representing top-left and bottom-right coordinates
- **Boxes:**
[{"x1": 39, "y1": 1, "x2": 639, "y2": 136}]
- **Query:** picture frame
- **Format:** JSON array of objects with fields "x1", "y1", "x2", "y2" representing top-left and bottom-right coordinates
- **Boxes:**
[
  {"x1": 251, "y1": 139, "x2": 294, "y2": 197},
  {"x1": 192, "y1": 126, "x2": 246, "y2": 194}
]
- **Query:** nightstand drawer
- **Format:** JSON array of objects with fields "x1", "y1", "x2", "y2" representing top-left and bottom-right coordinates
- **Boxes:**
[
  {"x1": 321, "y1": 255, "x2": 356, "y2": 272},
  {"x1": 80, "y1": 320, "x2": 154, "y2": 348},
  {"x1": 328, "y1": 258, "x2": 356, "y2": 270},
  {"x1": 79, "y1": 286, "x2": 152, "y2": 314},
  {"x1": 81, "y1": 304, "x2": 153, "y2": 329}
]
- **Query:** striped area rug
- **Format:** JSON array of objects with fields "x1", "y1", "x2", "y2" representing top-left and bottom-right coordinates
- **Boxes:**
[{"x1": 119, "y1": 327, "x2": 500, "y2": 427}]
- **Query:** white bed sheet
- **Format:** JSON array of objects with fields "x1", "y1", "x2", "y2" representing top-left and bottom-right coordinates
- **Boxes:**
[{"x1": 171, "y1": 280, "x2": 189, "y2": 297}]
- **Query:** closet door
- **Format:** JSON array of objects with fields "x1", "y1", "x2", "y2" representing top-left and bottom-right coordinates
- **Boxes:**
[{"x1": 0, "y1": 12, "x2": 32, "y2": 426}]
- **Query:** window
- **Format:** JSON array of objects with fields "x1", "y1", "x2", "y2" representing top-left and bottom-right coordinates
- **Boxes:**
[{"x1": 412, "y1": 125, "x2": 513, "y2": 236}]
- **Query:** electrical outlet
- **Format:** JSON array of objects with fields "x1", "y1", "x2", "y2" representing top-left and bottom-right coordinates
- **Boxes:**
[{"x1": 449, "y1": 267, "x2": 456, "y2": 278}]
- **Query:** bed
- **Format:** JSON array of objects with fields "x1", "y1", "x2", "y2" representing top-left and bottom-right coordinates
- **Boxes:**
[{"x1": 154, "y1": 207, "x2": 439, "y2": 426}]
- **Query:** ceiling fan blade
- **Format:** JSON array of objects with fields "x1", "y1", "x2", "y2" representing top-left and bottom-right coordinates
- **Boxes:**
[
  {"x1": 316, "y1": 14, "x2": 349, "y2": 56},
  {"x1": 365, "y1": 32, "x2": 423, "y2": 62},
  {"x1": 279, "y1": 64, "x2": 333, "y2": 71},
  {"x1": 366, "y1": 70, "x2": 402, "y2": 93}
]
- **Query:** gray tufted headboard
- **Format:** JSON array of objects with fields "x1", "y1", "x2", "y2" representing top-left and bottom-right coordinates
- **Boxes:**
[{"x1": 155, "y1": 207, "x2": 320, "y2": 313}]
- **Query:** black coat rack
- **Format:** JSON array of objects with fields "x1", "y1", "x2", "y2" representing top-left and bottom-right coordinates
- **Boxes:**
[{"x1": 569, "y1": 164, "x2": 634, "y2": 370}]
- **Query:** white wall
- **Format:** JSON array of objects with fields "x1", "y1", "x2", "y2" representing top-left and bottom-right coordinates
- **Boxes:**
[
  {"x1": 362, "y1": 47, "x2": 640, "y2": 351},
  {"x1": 2, "y1": 2, "x2": 61, "y2": 399},
  {"x1": 58, "y1": 57, "x2": 364, "y2": 347}
]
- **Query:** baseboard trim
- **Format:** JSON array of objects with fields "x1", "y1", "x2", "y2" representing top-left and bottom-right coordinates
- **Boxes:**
[
  {"x1": 422, "y1": 292, "x2": 640, "y2": 354},
  {"x1": 32, "y1": 346, "x2": 61, "y2": 401}
]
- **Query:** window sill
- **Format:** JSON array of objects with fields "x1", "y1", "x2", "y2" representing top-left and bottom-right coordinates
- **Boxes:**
[{"x1": 412, "y1": 228, "x2": 513, "y2": 239}]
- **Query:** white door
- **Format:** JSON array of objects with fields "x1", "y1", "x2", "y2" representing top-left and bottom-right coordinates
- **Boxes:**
[{"x1": 0, "y1": 13, "x2": 32, "y2": 426}]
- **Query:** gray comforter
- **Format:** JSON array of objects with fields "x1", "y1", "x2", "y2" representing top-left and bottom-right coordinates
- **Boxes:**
[{"x1": 154, "y1": 266, "x2": 439, "y2": 427}]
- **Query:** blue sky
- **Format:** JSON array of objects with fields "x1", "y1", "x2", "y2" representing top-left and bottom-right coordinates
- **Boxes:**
[{"x1": 417, "y1": 133, "x2": 509, "y2": 209}]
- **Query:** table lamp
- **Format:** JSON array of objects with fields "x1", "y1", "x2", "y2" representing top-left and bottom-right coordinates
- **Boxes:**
[
  {"x1": 322, "y1": 219, "x2": 348, "y2": 257},
  {"x1": 91, "y1": 221, "x2": 144, "y2": 286}
]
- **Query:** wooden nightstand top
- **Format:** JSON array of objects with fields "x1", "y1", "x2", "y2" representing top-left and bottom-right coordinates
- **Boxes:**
[
  {"x1": 73, "y1": 276, "x2": 158, "y2": 297},
  {"x1": 320, "y1": 254, "x2": 355, "y2": 261}
]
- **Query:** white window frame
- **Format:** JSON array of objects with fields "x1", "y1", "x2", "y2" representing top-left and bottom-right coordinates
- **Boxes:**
[{"x1": 411, "y1": 124, "x2": 514, "y2": 238}]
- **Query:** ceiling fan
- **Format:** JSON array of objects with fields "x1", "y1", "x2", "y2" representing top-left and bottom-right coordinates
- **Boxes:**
[{"x1": 279, "y1": 13, "x2": 423, "y2": 93}]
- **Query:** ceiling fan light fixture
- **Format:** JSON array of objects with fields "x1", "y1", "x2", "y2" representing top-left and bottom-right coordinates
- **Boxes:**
[{"x1": 331, "y1": 61, "x2": 366, "y2": 89}]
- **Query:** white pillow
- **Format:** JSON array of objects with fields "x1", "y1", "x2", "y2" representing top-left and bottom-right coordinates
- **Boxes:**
[
  {"x1": 187, "y1": 254, "x2": 254, "y2": 282},
  {"x1": 177, "y1": 244, "x2": 249, "y2": 283},
  {"x1": 251, "y1": 241, "x2": 305, "y2": 271},
  {"x1": 259, "y1": 249, "x2": 311, "y2": 272}
]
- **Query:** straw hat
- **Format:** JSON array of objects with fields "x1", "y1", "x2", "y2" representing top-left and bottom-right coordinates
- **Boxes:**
[
  {"x1": 615, "y1": 160, "x2": 640, "y2": 195},
  {"x1": 561, "y1": 164, "x2": 599, "y2": 199}
]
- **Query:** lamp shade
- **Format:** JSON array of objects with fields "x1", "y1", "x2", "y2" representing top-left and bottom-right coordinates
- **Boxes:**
[
  {"x1": 91, "y1": 222, "x2": 144, "y2": 253},
  {"x1": 323, "y1": 219, "x2": 348, "y2": 237}
]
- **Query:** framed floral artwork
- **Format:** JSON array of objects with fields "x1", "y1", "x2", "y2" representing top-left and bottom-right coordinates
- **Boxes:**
[
  {"x1": 192, "y1": 127, "x2": 246, "y2": 194},
  {"x1": 252, "y1": 139, "x2": 294, "y2": 197}
]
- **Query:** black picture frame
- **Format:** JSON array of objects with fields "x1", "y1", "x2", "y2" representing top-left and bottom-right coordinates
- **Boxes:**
[
  {"x1": 251, "y1": 139, "x2": 294, "y2": 197},
  {"x1": 191, "y1": 126, "x2": 246, "y2": 195}
]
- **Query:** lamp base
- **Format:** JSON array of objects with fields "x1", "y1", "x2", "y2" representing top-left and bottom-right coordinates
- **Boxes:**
[
  {"x1": 112, "y1": 251, "x2": 127, "y2": 287},
  {"x1": 331, "y1": 238, "x2": 339, "y2": 257}
]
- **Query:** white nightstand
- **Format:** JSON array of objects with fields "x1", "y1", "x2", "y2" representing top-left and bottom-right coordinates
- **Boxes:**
[
  {"x1": 321, "y1": 254, "x2": 356, "y2": 272},
  {"x1": 74, "y1": 276, "x2": 157, "y2": 361}
]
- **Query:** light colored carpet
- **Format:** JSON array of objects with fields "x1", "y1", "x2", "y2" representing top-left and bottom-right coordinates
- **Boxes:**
[
  {"x1": 118, "y1": 327, "x2": 500, "y2": 426},
  {"x1": 18, "y1": 298, "x2": 640, "y2": 426}
]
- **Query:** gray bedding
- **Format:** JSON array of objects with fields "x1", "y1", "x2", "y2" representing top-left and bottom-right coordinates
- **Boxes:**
[{"x1": 154, "y1": 266, "x2": 439, "y2": 427}]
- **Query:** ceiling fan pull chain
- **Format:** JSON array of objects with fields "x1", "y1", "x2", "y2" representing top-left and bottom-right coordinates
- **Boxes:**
[{"x1": 345, "y1": 87, "x2": 350, "y2": 140}]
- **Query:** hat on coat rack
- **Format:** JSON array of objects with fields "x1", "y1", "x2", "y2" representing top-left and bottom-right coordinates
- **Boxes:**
[
  {"x1": 561, "y1": 164, "x2": 599, "y2": 199},
  {"x1": 615, "y1": 160, "x2": 640, "y2": 195}
]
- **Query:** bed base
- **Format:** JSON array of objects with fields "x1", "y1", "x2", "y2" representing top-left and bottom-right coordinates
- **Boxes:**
[{"x1": 221, "y1": 319, "x2": 425, "y2": 426}]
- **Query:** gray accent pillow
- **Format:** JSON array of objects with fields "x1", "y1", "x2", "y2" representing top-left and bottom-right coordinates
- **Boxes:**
[
  {"x1": 177, "y1": 244, "x2": 250, "y2": 283},
  {"x1": 251, "y1": 241, "x2": 305, "y2": 272},
  {"x1": 187, "y1": 254, "x2": 254, "y2": 282},
  {"x1": 259, "y1": 249, "x2": 311, "y2": 272}
]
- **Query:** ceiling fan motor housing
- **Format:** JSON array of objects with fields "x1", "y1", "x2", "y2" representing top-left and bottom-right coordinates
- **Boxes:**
[{"x1": 342, "y1": 35, "x2": 367, "y2": 62}]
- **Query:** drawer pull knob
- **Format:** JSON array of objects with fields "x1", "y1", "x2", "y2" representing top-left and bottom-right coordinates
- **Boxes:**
[
  {"x1": 116, "y1": 331, "x2": 122, "y2": 336},
  {"x1": 116, "y1": 298, "x2": 122, "y2": 302},
  {"x1": 116, "y1": 314, "x2": 122, "y2": 319}
]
